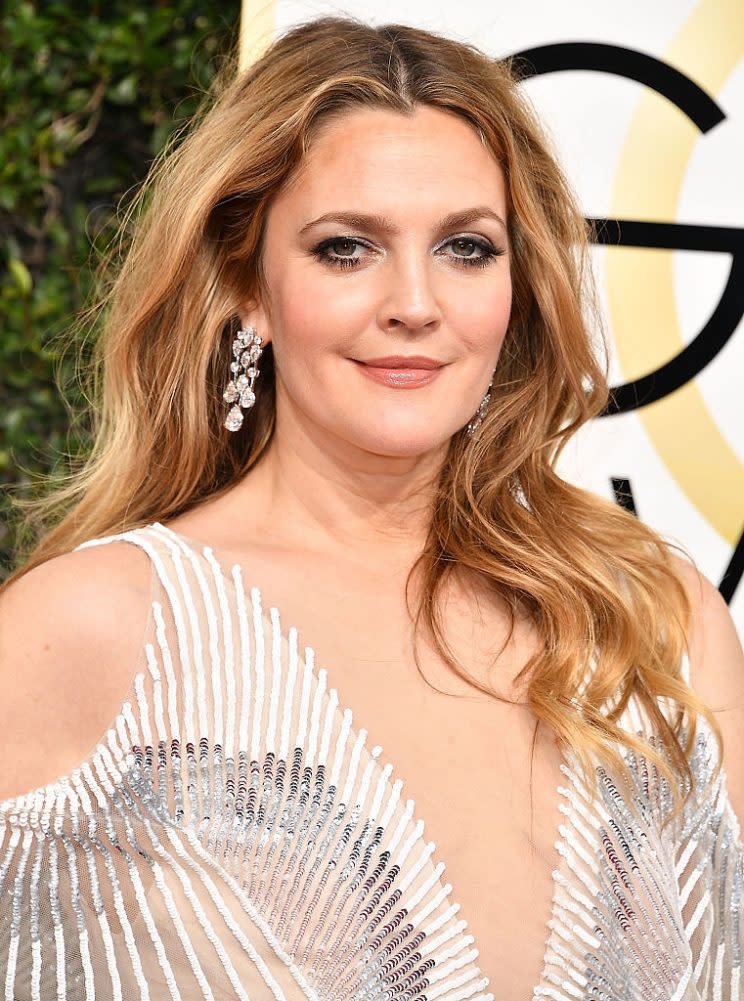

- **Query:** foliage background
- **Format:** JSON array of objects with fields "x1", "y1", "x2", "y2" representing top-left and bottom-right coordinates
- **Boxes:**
[{"x1": 0, "y1": 1, "x2": 240, "y2": 577}]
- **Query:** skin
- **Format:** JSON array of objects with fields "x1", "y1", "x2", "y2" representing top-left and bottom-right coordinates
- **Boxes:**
[{"x1": 233, "y1": 103, "x2": 513, "y2": 562}]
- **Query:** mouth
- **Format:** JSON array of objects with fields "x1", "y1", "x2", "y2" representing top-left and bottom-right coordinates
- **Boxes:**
[
  {"x1": 354, "y1": 355, "x2": 445, "y2": 370},
  {"x1": 350, "y1": 358, "x2": 446, "y2": 389}
]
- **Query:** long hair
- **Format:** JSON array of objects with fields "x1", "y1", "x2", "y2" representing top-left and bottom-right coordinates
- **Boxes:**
[{"x1": 4, "y1": 14, "x2": 723, "y2": 828}]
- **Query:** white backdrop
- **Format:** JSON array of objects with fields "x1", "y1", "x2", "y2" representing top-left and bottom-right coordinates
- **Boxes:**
[{"x1": 242, "y1": 0, "x2": 744, "y2": 634}]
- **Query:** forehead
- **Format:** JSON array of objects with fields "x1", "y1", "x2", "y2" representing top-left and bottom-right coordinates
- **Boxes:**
[{"x1": 272, "y1": 105, "x2": 507, "y2": 222}]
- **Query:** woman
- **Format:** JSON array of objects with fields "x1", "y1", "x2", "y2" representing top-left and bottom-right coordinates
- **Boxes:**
[{"x1": 1, "y1": 14, "x2": 742, "y2": 1001}]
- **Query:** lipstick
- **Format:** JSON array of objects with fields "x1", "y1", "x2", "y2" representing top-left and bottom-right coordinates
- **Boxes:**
[{"x1": 350, "y1": 355, "x2": 446, "y2": 389}]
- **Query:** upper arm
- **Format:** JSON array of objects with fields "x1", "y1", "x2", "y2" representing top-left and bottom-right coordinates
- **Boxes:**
[
  {"x1": 0, "y1": 541, "x2": 154, "y2": 802},
  {"x1": 671, "y1": 555, "x2": 744, "y2": 834}
]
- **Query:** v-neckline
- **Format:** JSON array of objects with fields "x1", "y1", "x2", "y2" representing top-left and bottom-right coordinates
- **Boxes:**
[{"x1": 149, "y1": 519, "x2": 592, "y2": 1001}]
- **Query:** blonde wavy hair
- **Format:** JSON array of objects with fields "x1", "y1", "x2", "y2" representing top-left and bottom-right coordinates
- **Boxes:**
[{"x1": 4, "y1": 14, "x2": 722, "y2": 828}]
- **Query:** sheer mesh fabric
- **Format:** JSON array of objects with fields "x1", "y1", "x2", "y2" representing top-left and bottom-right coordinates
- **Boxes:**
[{"x1": 1, "y1": 522, "x2": 741, "y2": 1000}]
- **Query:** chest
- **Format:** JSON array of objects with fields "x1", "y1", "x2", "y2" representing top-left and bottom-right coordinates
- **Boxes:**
[{"x1": 212, "y1": 547, "x2": 567, "y2": 1000}]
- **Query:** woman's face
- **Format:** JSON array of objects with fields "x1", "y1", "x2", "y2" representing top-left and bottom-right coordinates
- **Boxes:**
[{"x1": 242, "y1": 104, "x2": 513, "y2": 457}]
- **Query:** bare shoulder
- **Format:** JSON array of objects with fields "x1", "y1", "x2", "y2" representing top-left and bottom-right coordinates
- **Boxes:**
[
  {"x1": 668, "y1": 552, "x2": 744, "y2": 832},
  {"x1": 667, "y1": 553, "x2": 743, "y2": 703},
  {"x1": 0, "y1": 540, "x2": 152, "y2": 660},
  {"x1": 0, "y1": 540, "x2": 154, "y2": 802}
]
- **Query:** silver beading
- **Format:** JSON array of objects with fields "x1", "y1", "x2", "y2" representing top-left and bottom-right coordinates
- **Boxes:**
[{"x1": 223, "y1": 325, "x2": 263, "y2": 432}]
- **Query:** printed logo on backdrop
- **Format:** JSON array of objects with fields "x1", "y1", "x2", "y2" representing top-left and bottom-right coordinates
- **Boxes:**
[{"x1": 512, "y1": 6, "x2": 743, "y2": 604}]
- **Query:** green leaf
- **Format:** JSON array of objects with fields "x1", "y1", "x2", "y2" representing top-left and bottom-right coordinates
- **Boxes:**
[
  {"x1": 8, "y1": 258, "x2": 32, "y2": 296},
  {"x1": 108, "y1": 73, "x2": 138, "y2": 105}
]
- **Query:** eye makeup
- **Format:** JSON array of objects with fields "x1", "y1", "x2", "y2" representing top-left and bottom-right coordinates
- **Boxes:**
[{"x1": 311, "y1": 234, "x2": 506, "y2": 270}]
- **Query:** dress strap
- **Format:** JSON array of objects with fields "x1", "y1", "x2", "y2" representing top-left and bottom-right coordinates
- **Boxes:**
[{"x1": 73, "y1": 521, "x2": 179, "y2": 589}]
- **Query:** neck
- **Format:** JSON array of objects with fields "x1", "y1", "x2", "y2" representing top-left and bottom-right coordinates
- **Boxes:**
[{"x1": 228, "y1": 406, "x2": 448, "y2": 561}]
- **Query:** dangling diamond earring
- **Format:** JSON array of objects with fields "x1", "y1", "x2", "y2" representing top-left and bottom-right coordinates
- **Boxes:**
[
  {"x1": 466, "y1": 373, "x2": 494, "y2": 437},
  {"x1": 222, "y1": 324, "x2": 264, "y2": 432}
]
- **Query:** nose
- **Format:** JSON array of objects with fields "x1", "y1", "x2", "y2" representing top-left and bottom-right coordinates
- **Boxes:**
[{"x1": 377, "y1": 249, "x2": 442, "y2": 334}]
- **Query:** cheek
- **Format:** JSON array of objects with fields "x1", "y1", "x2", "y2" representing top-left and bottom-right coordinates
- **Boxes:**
[
  {"x1": 452, "y1": 279, "x2": 512, "y2": 354},
  {"x1": 268, "y1": 266, "x2": 369, "y2": 356}
]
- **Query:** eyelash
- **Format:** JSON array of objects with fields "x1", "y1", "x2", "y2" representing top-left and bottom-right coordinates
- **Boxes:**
[{"x1": 311, "y1": 236, "x2": 504, "y2": 270}]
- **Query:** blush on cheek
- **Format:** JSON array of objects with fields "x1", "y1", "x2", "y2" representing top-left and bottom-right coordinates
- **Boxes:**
[
  {"x1": 492, "y1": 292, "x2": 513, "y2": 344},
  {"x1": 463, "y1": 296, "x2": 512, "y2": 355},
  {"x1": 458, "y1": 274, "x2": 511, "y2": 319},
  {"x1": 275, "y1": 275, "x2": 356, "y2": 348}
]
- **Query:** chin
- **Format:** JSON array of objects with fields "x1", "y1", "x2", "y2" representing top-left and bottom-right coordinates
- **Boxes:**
[{"x1": 348, "y1": 425, "x2": 454, "y2": 458}]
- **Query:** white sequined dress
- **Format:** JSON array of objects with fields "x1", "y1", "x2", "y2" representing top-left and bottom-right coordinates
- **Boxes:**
[{"x1": 1, "y1": 522, "x2": 742, "y2": 999}]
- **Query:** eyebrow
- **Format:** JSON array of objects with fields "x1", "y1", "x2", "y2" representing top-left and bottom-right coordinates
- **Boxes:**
[{"x1": 298, "y1": 206, "x2": 507, "y2": 237}]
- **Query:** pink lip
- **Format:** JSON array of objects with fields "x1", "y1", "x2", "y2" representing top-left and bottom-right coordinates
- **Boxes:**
[
  {"x1": 351, "y1": 359, "x2": 444, "y2": 388},
  {"x1": 358, "y1": 355, "x2": 444, "y2": 369}
]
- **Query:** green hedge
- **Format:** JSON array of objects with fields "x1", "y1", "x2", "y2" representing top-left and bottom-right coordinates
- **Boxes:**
[{"x1": 1, "y1": 1, "x2": 240, "y2": 575}]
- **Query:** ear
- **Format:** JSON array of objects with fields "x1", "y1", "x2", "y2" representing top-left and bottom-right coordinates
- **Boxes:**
[{"x1": 238, "y1": 300, "x2": 271, "y2": 346}]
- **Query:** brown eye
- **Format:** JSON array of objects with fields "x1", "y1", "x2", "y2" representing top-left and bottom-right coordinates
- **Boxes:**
[
  {"x1": 452, "y1": 238, "x2": 478, "y2": 257},
  {"x1": 441, "y1": 236, "x2": 500, "y2": 269},
  {"x1": 312, "y1": 237, "x2": 368, "y2": 269},
  {"x1": 329, "y1": 238, "x2": 357, "y2": 257}
]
